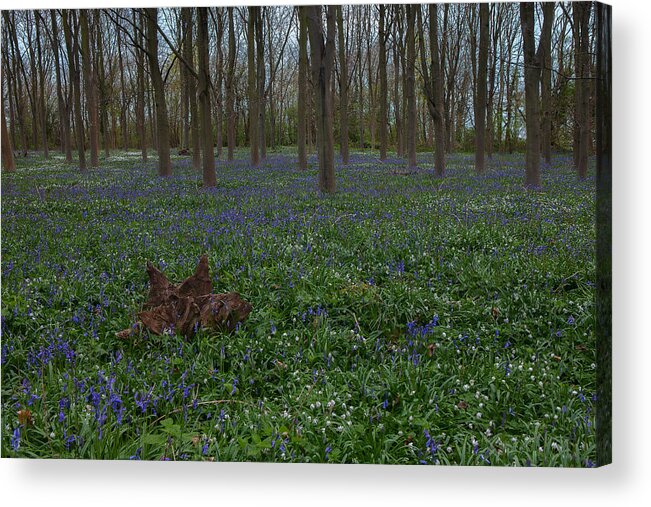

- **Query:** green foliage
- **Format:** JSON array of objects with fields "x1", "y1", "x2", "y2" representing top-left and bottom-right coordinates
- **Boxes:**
[{"x1": 1, "y1": 150, "x2": 596, "y2": 466}]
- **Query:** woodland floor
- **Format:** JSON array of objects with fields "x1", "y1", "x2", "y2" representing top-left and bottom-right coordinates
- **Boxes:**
[{"x1": 1, "y1": 150, "x2": 597, "y2": 465}]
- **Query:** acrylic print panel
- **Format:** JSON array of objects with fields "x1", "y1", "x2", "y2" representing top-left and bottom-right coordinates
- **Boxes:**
[{"x1": 0, "y1": 1, "x2": 611, "y2": 467}]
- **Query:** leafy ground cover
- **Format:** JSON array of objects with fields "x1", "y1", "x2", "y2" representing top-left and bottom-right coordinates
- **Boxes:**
[{"x1": 1, "y1": 150, "x2": 596, "y2": 465}]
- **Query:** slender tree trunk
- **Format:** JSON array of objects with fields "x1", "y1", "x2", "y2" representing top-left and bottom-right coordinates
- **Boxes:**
[
  {"x1": 474, "y1": 3, "x2": 489, "y2": 173},
  {"x1": 356, "y1": 8, "x2": 364, "y2": 151},
  {"x1": 336, "y1": 5, "x2": 349, "y2": 165},
  {"x1": 297, "y1": 6, "x2": 308, "y2": 170},
  {"x1": 595, "y1": 1, "x2": 611, "y2": 467},
  {"x1": 197, "y1": 7, "x2": 216, "y2": 187},
  {"x1": 94, "y1": 11, "x2": 110, "y2": 158},
  {"x1": 541, "y1": 3, "x2": 554, "y2": 166},
  {"x1": 573, "y1": 2, "x2": 591, "y2": 180},
  {"x1": 182, "y1": 8, "x2": 201, "y2": 170},
  {"x1": 306, "y1": 5, "x2": 336, "y2": 193},
  {"x1": 62, "y1": 10, "x2": 87, "y2": 171},
  {"x1": 430, "y1": 4, "x2": 446, "y2": 177},
  {"x1": 215, "y1": 8, "x2": 224, "y2": 159},
  {"x1": 80, "y1": 10, "x2": 99, "y2": 167},
  {"x1": 135, "y1": 10, "x2": 147, "y2": 161},
  {"x1": 405, "y1": 5, "x2": 417, "y2": 169},
  {"x1": 1, "y1": 99, "x2": 15, "y2": 172},
  {"x1": 248, "y1": 7, "x2": 260, "y2": 167},
  {"x1": 35, "y1": 12, "x2": 49, "y2": 159},
  {"x1": 378, "y1": 5, "x2": 388, "y2": 160},
  {"x1": 145, "y1": 8, "x2": 171, "y2": 177},
  {"x1": 226, "y1": 7, "x2": 236, "y2": 160},
  {"x1": 49, "y1": 10, "x2": 73, "y2": 162},
  {"x1": 256, "y1": 8, "x2": 266, "y2": 162}
]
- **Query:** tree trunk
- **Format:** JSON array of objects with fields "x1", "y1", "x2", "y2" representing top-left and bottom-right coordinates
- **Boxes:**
[
  {"x1": 474, "y1": 3, "x2": 488, "y2": 173},
  {"x1": 94, "y1": 11, "x2": 110, "y2": 158},
  {"x1": 80, "y1": 10, "x2": 99, "y2": 167},
  {"x1": 35, "y1": 12, "x2": 49, "y2": 159},
  {"x1": 541, "y1": 3, "x2": 554, "y2": 166},
  {"x1": 135, "y1": 10, "x2": 147, "y2": 161},
  {"x1": 49, "y1": 10, "x2": 73, "y2": 162},
  {"x1": 215, "y1": 8, "x2": 224, "y2": 159},
  {"x1": 1, "y1": 99, "x2": 16, "y2": 172},
  {"x1": 595, "y1": 1, "x2": 612, "y2": 467},
  {"x1": 306, "y1": 5, "x2": 336, "y2": 193},
  {"x1": 336, "y1": 5, "x2": 349, "y2": 165},
  {"x1": 378, "y1": 5, "x2": 388, "y2": 160},
  {"x1": 297, "y1": 6, "x2": 308, "y2": 170},
  {"x1": 248, "y1": 7, "x2": 260, "y2": 167},
  {"x1": 405, "y1": 5, "x2": 417, "y2": 169},
  {"x1": 145, "y1": 8, "x2": 172, "y2": 177},
  {"x1": 62, "y1": 10, "x2": 87, "y2": 172},
  {"x1": 573, "y1": 2, "x2": 591, "y2": 180},
  {"x1": 182, "y1": 8, "x2": 201, "y2": 171},
  {"x1": 226, "y1": 7, "x2": 236, "y2": 161},
  {"x1": 256, "y1": 8, "x2": 266, "y2": 162},
  {"x1": 197, "y1": 7, "x2": 216, "y2": 187},
  {"x1": 430, "y1": 5, "x2": 446, "y2": 177}
]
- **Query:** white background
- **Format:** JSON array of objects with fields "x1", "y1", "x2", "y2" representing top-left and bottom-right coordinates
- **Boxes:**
[{"x1": 1, "y1": 0, "x2": 649, "y2": 505}]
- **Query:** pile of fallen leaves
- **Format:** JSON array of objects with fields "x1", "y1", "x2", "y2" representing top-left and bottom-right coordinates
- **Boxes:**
[{"x1": 117, "y1": 254, "x2": 252, "y2": 339}]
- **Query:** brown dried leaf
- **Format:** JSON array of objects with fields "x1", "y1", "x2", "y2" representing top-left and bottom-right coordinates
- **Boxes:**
[{"x1": 18, "y1": 409, "x2": 33, "y2": 427}]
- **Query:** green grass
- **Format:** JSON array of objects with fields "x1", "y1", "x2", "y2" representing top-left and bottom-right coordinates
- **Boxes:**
[{"x1": 1, "y1": 149, "x2": 596, "y2": 466}]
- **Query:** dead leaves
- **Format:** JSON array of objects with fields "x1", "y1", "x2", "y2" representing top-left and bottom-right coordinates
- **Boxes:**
[{"x1": 117, "y1": 254, "x2": 252, "y2": 340}]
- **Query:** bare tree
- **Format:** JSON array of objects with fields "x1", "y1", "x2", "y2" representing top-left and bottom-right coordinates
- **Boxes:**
[
  {"x1": 1, "y1": 97, "x2": 16, "y2": 171},
  {"x1": 197, "y1": 7, "x2": 216, "y2": 187},
  {"x1": 336, "y1": 5, "x2": 349, "y2": 165},
  {"x1": 405, "y1": 4, "x2": 417, "y2": 169},
  {"x1": 595, "y1": 0, "x2": 611, "y2": 467},
  {"x1": 573, "y1": 2, "x2": 591, "y2": 180},
  {"x1": 80, "y1": 10, "x2": 100, "y2": 167},
  {"x1": 474, "y1": 3, "x2": 489, "y2": 173},
  {"x1": 145, "y1": 8, "x2": 171, "y2": 176},
  {"x1": 297, "y1": 6, "x2": 308, "y2": 170},
  {"x1": 226, "y1": 7, "x2": 236, "y2": 161},
  {"x1": 540, "y1": 3, "x2": 555, "y2": 166},
  {"x1": 306, "y1": 5, "x2": 336, "y2": 193},
  {"x1": 248, "y1": 7, "x2": 260, "y2": 167},
  {"x1": 62, "y1": 10, "x2": 87, "y2": 171},
  {"x1": 520, "y1": 2, "x2": 553, "y2": 188},
  {"x1": 378, "y1": 5, "x2": 388, "y2": 160}
]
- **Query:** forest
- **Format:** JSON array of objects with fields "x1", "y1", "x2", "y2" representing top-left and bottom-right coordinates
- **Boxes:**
[{"x1": 1, "y1": 3, "x2": 611, "y2": 466}]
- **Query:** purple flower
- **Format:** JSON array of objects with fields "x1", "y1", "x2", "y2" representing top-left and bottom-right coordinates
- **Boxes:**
[{"x1": 11, "y1": 427, "x2": 20, "y2": 451}]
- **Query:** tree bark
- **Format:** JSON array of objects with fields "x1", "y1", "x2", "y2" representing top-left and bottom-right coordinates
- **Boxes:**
[
  {"x1": 306, "y1": 5, "x2": 336, "y2": 193},
  {"x1": 226, "y1": 7, "x2": 236, "y2": 161},
  {"x1": 80, "y1": 10, "x2": 100, "y2": 167},
  {"x1": 197, "y1": 7, "x2": 216, "y2": 187},
  {"x1": 474, "y1": 3, "x2": 489, "y2": 173},
  {"x1": 1, "y1": 98, "x2": 16, "y2": 172},
  {"x1": 62, "y1": 10, "x2": 87, "y2": 172},
  {"x1": 215, "y1": 8, "x2": 224, "y2": 159},
  {"x1": 35, "y1": 12, "x2": 49, "y2": 159},
  {"x1": 336, "y1": 5, "x2": 349, "y2": 165},
  {"x1": 541, "y1": 3, "x2": 555, "y2": 166},
  {"x1": 405, "y1": 5, "x2": 417, "y2": 169},
  {"x1": 135, "y1": 10, "x2": 147, "y2": 161},
  {"x1": 378, "y1": 5, "x2": 388, "y2": 160},
  {"x1": 573, "y1": 2, "x2": 591, "y2": 180},
  {"x1": 430, "y1": 5, "x2": 446, "y2": 177},
  {"x1": 256, "y1": 8, "x2": 266, "y2": 162},
  {"x1": 145, "y1": 8, "x2": 172, "y2": 177},
  {"x1": 248, "y1": 7, "x2": 260, "y2": 167},
  {"x1": 49, "y1": 10, "x2": 73, "y2": 162},
  {"x1": 297, "y1": 6, "x2": 308, "y2": 170},
  {"x1": 182, "y1": 8, "x2": 201, "y2": 170},
  {"x1": 595, "y1": 1, "x2": 611, "y2": 467}
]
